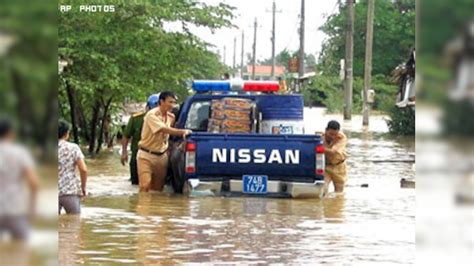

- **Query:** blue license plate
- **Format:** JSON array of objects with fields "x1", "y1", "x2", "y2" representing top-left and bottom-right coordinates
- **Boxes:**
[{"x1": 243, "y1": 175, "x2": 268, "y2": 194}]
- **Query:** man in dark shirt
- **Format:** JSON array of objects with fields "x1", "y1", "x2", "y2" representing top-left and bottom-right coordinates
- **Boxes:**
[{"x1": 121, "y1": 94, "x2": 160, "y2": 185}]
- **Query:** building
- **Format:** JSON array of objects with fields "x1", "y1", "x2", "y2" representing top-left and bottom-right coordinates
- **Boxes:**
[{"x1": 242, "y1": 65, "x2": 286, "y2": 80}]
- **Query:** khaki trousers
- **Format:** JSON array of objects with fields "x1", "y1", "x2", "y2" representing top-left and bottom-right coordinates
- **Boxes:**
[
  {"x1": 324, "y1": 162, "x2": 347, "y2": 194},
  {"x1": 137, "y1": 150, "x2": 169, "y2": 192}
]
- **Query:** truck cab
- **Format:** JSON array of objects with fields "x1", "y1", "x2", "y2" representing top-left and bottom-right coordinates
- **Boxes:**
[{"x1": 168, "y1": 80, "x2": 325, "y2": 198}]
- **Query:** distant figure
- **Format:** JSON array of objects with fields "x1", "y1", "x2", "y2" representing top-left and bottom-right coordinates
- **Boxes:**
[
  {"x1": 121, "y1": 94, "x2": 160, "y2": 185},
  {"x1": 322, "y1": 120, "x2": 348, "y2": 196},
  {"x1": 58, "y1": 119, "x2": 88, "y2": 214},
  {"x1": 222, "y1": 73, "x2": 230, "y2": 80},
  {"x1": 0, "y1": 116, "x2": 39, "y2": 240}
]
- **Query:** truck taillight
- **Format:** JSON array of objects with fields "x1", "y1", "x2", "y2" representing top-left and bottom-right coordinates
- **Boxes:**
[
  {"x1": 315, "y1": 145, "x2": 325, "y2": 154},
  {"x1": 185, "y1": 142, "x2": 196, "y2": 173},
  {"x1": 186, "y1": 142, "x2": 196, "y2": 152},
  {"x1": 315, "y1": 145, "x2": 325, "y2": 175}
]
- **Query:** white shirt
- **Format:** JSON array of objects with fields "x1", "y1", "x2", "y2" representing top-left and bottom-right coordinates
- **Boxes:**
[{"x1": 0, "y1": 141, "x2": 35, "y2": 216}]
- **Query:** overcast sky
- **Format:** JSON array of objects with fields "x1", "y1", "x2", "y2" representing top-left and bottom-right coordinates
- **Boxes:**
[{"x1": 190, "y1": 0, "x2": 339, "y2": 67}]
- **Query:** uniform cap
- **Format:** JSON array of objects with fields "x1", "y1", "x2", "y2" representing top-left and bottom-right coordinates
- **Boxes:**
[{"x1": 146, "y1": 93, "x2": 160, "y2": 109}]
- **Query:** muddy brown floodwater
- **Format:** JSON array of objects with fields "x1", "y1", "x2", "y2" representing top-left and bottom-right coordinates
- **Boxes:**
[{"x1": 59, "y1": 110, "x2": 415, "y2": 265}]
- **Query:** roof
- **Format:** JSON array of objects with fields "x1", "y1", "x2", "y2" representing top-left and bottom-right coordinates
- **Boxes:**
[{"x1": 245, "y1": 65, "x2": 286, "y2": 76}]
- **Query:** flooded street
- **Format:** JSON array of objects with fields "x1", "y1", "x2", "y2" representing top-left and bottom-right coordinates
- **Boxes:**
[{"x1": 59, "y1": 109, "x2": 415, "y2": 265}]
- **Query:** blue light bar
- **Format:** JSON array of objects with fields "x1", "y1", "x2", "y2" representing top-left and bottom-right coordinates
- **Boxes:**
[{"x1": 192, "y1": 80, "x2": 231, "y2": 92}]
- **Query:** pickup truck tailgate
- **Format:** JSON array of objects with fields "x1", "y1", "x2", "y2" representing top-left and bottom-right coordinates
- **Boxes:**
[{"x1": 187, "y1": 133, "x2": 322, "y2": 180}]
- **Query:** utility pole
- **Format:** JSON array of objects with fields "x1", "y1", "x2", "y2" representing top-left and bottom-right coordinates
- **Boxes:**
[
  {"x1": 343, "y1": 0, "x2": 354, "y2": 120},
  {"x1": 233, "y1": 36, "x2": 237, "y2": 75},
  {"x1": 266, "y1": 0, "x2": 282, "y2": 80},
  {"x1": 271, "y1": 0, "x2": 276, "y2": 79},
  {"x1": 252, "y1": 17, "x2": 257, "y2": 80},
  {"x1": 298, "y1": 0, "x2": 305, "y2": 81},
  {"x1": 363, "y1": 0, "x2": 374, "y2": 126},
  {"x1": 241, "y1": 30, "x2": 245, "y2": 78}
]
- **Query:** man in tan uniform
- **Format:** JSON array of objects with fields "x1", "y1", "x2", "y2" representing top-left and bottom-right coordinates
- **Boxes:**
[
  {"x1": 322, "y1": 120, "x2": 348, "y2": 196},
  {"x1": 278, "y1": 77, "x2": 288, "y2": 94},
  {"x1": 137, "y1": 91, "x2": 191, "y2": 192}
]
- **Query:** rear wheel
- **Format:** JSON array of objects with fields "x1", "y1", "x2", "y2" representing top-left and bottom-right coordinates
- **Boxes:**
[
  {"x1": 170, "y1": 163, "x2": 185, "y2": 193},
  {"x1": 169, "y1": 143, "x2": 186, "y2": 193}
]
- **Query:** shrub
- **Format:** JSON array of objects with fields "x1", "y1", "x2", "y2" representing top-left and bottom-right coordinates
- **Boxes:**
[{"x1": 385, "y1": 106, "x2": 415, "y2": 135}]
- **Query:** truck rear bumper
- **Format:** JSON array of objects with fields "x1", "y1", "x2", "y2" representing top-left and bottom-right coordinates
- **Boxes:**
[{"x1": 188, "y1": 178, "x2": 324, "y2": 199}]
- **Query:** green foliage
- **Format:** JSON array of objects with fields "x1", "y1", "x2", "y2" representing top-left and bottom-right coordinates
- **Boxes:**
[
  {"x1": 258, "y1": 49, "x2": 291, "y2": 68},
  {"x1": 59, "y1": 0, "x2": 235, "y2": 152},
  {"x1": 302, "y1": 76, "x2": 343, "y2": 112},
  {"x1": 371, "y1": 74, "x2": 399, "y2": 110},
  {"x1": 302, "y1": 0, "x2": 412, "y2": 123},
  {"x1": 258, "y1": 49, "x2": 316, "y2": 70},
  {"x1": 303, "y1": 74, "x2": 398, "y2": 114},
  {"x1": 60, "y1": 0, "x2": 234, "y2": 100},
  {"x1": 386, "y1": 106, "x2": 415, "y2": 135},
  {"x1": 318, "y1": 0, "x2": 415, "y2": 77}
]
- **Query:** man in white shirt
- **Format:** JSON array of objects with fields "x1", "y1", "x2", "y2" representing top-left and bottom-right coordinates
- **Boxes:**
[{"x1": 0, "y1": 116, "x2": 39, "y2": 240}]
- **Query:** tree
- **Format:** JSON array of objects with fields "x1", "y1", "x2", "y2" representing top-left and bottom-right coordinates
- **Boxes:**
[
  {"x1": 59, "y1": 0, "x2": 235, "y2": 154},
  {"x1": 317, "y1": 0, "x2": 415, "y2": 77},
  {"x1": 258, "y1": 49, "x2": 316, "y2": 70}
]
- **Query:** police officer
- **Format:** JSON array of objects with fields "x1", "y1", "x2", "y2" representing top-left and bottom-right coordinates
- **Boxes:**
[
  {"x1": 121, "y1": 94, "x2": 160, "y2": 185},
  {"x1": 137, "y1": 91, "x2": 191, "y2": 192},
  {"x1": 278, "y1": 76, "x2": 288, "y2": 94},
  {"x1": 322, "y1": 120, "x2": 348, "y2": 196}
]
